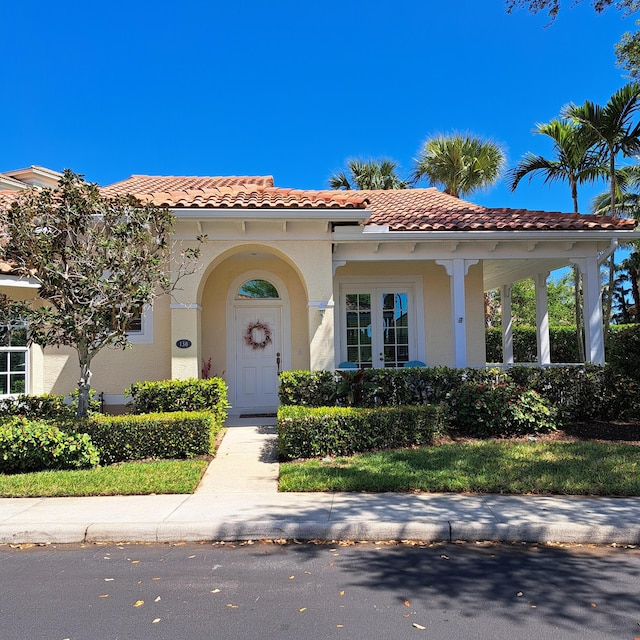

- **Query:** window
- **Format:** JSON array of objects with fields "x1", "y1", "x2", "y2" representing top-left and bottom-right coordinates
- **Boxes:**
[
  {"x1": 237, "y1": 279, "x2": 280, "y2": 300},
  {"x1": 0, "y1": 323, "x2": 28, "y2": 396},
  {"x1": 342, "y1": 286, "x2": 414, "y2": 369}
]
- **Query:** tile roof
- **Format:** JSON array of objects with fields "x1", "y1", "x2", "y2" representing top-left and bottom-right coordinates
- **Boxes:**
[
  {"x1": 7, "y1": 173, "x2": 638, "y2": 232},
  {"x1": 102, "y1": 175, "x2": 368, "y2": 209},
  {"x1": 361, "y1": 189, "x2": 638, "y2": 231}
]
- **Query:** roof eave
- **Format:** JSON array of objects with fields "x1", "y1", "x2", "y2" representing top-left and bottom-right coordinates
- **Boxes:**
[{"x1": 171, "y1": 207, "x2": 371, "y2": 223}]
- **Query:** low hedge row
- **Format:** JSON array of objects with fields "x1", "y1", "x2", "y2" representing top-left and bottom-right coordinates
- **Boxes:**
[
  {"x1": 279, "y1": 365, "x2": 640, "y2": 424},
  {"x1": 76, "y1": 411, "x2": 221, "y2": 465},
  {"x1": 485, "y1": 324, "x2": 640, "y2": 381},
  {"x1": 127, "y1": 378, "x2": 229, "y2": 424},
  {"x1": 277, "y1": 404, "x2": 447, "y2": 460},
  {"x1": 0, "y1": 417, "x2": 100, "y2": 474}
]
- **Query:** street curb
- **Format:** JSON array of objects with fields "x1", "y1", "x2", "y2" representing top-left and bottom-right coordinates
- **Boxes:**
[{"x1": 3, "y1": 520, "x2": 640, "y2": 545}]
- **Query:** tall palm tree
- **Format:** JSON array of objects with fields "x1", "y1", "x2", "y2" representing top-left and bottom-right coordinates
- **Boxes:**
[
  {"x1": 329, "y1": 159, "x2": 409, "y2": 190},
  {"x1": 507, "y1": 118, "x2": 607, "y2": 362},
  {"x1": 563, "y1": 83, "x2": 640, "y2": 330},
  {"x1": 411, "y1": 133, "x2": 505, "y2": 198}
]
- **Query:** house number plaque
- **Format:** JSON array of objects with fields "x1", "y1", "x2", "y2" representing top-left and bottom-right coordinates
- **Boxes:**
[{"x1": 176, "y1": 339, "x2": 192, "y2": 349}]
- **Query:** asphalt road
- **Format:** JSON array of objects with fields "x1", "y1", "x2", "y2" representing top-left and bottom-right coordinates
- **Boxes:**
[{"x1": 1, "y1": 540, "x2": 639, "y2": 639}]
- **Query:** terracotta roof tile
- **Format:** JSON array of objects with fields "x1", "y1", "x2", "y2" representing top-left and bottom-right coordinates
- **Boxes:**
[
  {"x1": 103, "y1": 176, "x2": 368, "y2": 209},
  {"x1": 361, "y1": 189, "x2": 638, "y2": 232},
  {"x1": 101, "y1": 174, "x2": 276, "y2": 195}
]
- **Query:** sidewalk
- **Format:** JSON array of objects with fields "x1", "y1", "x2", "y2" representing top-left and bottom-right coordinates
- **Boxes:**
[{"x1": 1, "y1": 419, "x2": 640, "y2": 546}]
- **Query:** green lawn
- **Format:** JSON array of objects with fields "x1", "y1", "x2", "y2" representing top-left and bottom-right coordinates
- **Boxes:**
[
  {"x1": 279, "y1": 441, "x2": 640, "y2": 496},
  {"x1": 0, "y1": 458, "x2": 209, "y2": 497}
]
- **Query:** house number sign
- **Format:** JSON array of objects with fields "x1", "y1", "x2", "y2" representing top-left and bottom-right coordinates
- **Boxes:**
[{"x1": 176, "y1": 339, "x2": 192, "y2": 349}]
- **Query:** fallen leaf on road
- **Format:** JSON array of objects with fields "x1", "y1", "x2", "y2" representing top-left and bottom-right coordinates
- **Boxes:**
[
  {"x1": 211, "y1": 589, "x2": 221, "y2": 594},
  {"x1": 226, "y1": 604, "x2": 238, "y2": 609},
  {"x1": 336, "y1": 624, "x2": 344, "y2": 628},
  {"x1": 154, "y1": 597, "x2": 161, "y2": 602},
  {"x1": 299, "y1": 608, "x2": 307, "y2": 612},
  {"x1": 412, "y1": 623, "x2": 426, "y2": 630},
  {"x1": 133, "y1": 600, "x2": 144, "y2": 608},
  {"x1": 339, "y1": 591, "x2": 345, "y2": 597},
  {"x1": 152, "y1": 618, "x2": 161, "y2": 624},
  {"x1": 404, "y1": 600, "x2": 410, "y2": 607},
  {"x1": 99, "y1": 595, "x2": 109, "y2": 599}
]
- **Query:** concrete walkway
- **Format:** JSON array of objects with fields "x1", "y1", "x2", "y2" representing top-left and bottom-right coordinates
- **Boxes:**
[{"x1": 2, "y1": 418, "x2": 640, "y2": 546}]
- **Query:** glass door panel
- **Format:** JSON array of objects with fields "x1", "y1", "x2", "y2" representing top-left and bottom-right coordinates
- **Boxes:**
[{"x1": 343, "y1": 288, "x2": 414, "y2": 369}]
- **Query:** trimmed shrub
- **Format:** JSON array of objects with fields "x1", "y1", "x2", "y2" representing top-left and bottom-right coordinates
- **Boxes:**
[
  {"x1": 447, "y1": 382, "x2": 557, "y2": 438},
  {"x1": 607, "y1": 324, "x2": 640, "y2": 382},
  {"x1": 0, "y1": 417, "x2": 99, "y2": 474},
  {"x1": 127, "y1": 378, "x2": 229, "y2": 424},
  {"x1": 0, "y1": 391, "x2": 101, "y2": 421},
  {"x1": 486, "y1": 326, "x2": 581, "y2": 363},
  {"x1": 278, "y1": 370, "x2": 337, "y2": 407},
  {"x1": 0, "y1": 394, "x2": 75, "y2": 421},
  {"x1": 78, "y1": 411, "x2": 220, "y2": 465},
  {"x1": 277, "y1": 404, "x2": 447, "y2": 460}
]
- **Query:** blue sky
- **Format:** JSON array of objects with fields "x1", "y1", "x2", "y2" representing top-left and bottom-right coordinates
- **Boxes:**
[{"x1": 2, "y1": 0, "x2": 637, "y2": 215}]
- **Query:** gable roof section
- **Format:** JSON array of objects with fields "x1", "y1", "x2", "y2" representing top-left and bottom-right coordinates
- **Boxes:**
[{"x1": 102, "y1": 175, "x2": 368, "y2": 209}]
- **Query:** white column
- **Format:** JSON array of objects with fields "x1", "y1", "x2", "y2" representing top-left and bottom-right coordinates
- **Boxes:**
[
  {"x1": 573, "y1": 257, "x2": 605, "y2": 365},
  {"x1": 436, "y1": 259, "x2": 478, "y2": 368},
  {"x1": 170, "y1": 303, "x2": 202, "y2": 379},
  {"x1": 501, "y1": 284, "x2": 514, "y2": 365},
  {"x1": 535, "y1": 273, "x2": 551, "y2": 365}
]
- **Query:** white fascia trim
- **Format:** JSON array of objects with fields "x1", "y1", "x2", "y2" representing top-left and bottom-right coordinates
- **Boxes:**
[
  {"x1": 0, "y1": 275, "x2": 40, "y2": 288},
  {"x1": 171, "y1": 207, "x2": 371, "y2": 224},
  {"x1": 334, "y1": 228, "x2": 640, "y2": 243}
]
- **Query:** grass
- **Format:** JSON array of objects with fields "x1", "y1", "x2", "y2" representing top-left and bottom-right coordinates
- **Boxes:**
[
  {"x1": 279, "y1": 440, "x2": 640, "y2": 496},
  {"x1": 0, "y1": 458, "x2": 209, "y2": 497}
]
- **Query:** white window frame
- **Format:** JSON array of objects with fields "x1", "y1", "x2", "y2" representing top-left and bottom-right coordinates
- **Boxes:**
[
  {"x1": 126, "y1": 304, "x2": 154, "y2": 344},
  {"x1": 335, "y1": 275, "x2": 425, "y2": 368},
  {"x1": 0, "y1": 345, "x2": 29, "y2": 397}
]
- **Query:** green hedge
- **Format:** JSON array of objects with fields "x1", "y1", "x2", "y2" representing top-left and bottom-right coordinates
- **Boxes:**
[
  {"x1": 486, "y1": 324, "x2": 640, "y2": 378},
  {"x1": 76, "y1": 411, "x2": 220, "y2": 465},
  {"x1": 0, "y1": 417, "x2": 100, "y2": 474},
  {"x1": 277, "y1": 404, "x2": 447, "y2": 460},
  {"x1": 127, "y1": 378, "x2": 229, "y2": 424},
  {"x1": 447, "y1": 382, "x2": 557, "y2": 438},
  {"x1": 279, "y1": 364, "x2": 640, "y2": 425},
  {"x1": 0, "y1": 390, "x2": 100, "y2": 421}
]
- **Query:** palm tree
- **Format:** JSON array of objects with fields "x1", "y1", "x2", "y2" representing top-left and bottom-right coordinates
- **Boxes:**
[
  {"x1": 507, "y1": 118, "x2": 607, "y2": 362},
  {"x1": 411, "y1": 133, "x2": 505, "y2": 198},
  {"x1": 563, "y1": 83, "x2": 640, "y2": 330},
  {"x1": 329, "y1": 159, "x2": 409, "y2": 190}
]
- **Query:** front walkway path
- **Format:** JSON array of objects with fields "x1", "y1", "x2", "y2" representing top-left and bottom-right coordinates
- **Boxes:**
[{"x1": 195, "y1": 417, "x2": 279, "y2": 494}]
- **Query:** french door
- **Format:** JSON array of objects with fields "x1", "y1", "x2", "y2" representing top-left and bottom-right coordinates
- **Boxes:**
[{"x1": 341, "y1": 287, "x2": 414, "y2": 368}]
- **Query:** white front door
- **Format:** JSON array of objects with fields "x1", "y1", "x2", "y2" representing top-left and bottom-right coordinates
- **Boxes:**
[{"x1": 234, "y1": 306, "x2": 281, "y2": 411}]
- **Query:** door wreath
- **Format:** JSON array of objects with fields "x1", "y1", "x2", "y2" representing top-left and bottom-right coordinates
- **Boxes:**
[{"x1": 244, "y1": 320, "x2": 272, "y2": 349}]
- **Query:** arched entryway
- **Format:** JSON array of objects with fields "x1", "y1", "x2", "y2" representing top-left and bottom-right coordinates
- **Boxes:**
[{"x1": 226, "y1": 271, "x2": 290, "y2": 413}]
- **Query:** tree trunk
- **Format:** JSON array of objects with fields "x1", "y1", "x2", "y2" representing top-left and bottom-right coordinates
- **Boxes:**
[{"x1": 77, "y1": 346, "x2": 93, "y2": 418}]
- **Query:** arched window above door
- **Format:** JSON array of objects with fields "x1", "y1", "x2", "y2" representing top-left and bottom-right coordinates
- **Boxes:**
[{"x1": 236, "y1": 279, "x2": 280, "y2": 299}]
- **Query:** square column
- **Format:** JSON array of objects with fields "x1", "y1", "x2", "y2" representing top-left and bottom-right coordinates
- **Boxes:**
[
  {"x1": 436, "y1": 259, "x2": 478, "y2": 368},
  {"x1": 572, "y1": 257, "x2": 605, "y2": 365},
  {"x1": 535, "y1": 272, "x2": 551, "y2": 365},
  {"x1": 170, "y1": 303, "x2": 202, "y2": 379}
]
